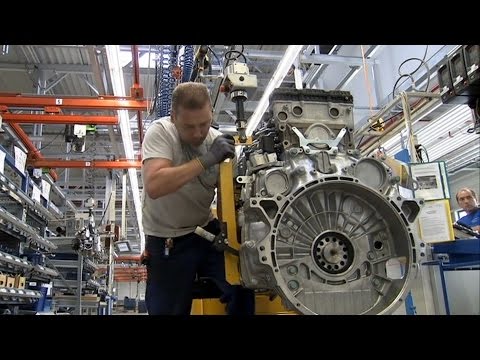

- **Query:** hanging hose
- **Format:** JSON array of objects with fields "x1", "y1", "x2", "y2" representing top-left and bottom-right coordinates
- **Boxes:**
[
  {"x1": 181, "y1": 45, "x2": 194, "y2": 83},
  {"x1": 156, "y1": 45, "x2": 178, "y2": 118}
]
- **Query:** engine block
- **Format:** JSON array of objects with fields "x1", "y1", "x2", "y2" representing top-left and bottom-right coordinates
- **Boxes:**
[{"x1": 237, "y1": 89, "x2": 424, "y2": 315}]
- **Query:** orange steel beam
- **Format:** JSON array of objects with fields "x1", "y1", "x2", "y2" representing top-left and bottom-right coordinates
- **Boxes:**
[
  {"x1": 114, "y1": 269, "x2": 147, "y2": 274},
  {"x1": 114, "y1": 278, "x2": 147, "y2": 282},
  {"x1": 27, "y1": 159, "x2": 142, "y2": 169},
  {"x1": 0, "y1": 93, "x2": 149, "y2": 110},
  {"x1": 9, "y1": 123, "x2": 58, "y2": 181},
  {"x1": 114, "y1": 279, "x2": 147, "y2": 281},
  {"x1": 131, "y1": 45, "x2": 144, "y2": 146},
  {"x1": 2, "y1": 113, "x2": 119, "y2": 125},
  {"x1": 114, "y1": 273, "x2": 146, "y2": 276},
  {"x1": 115, "y1": 255, "x2": 141, "y2": 262}
]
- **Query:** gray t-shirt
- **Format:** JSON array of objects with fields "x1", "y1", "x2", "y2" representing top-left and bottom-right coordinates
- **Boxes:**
[{"x1": 141, "y1": 117, "x2": 222, "y2": 238}]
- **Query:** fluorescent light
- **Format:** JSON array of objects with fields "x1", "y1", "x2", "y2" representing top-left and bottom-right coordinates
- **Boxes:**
[
  {"x1": 245, "y1": 45, "x2": 304, "y2": 136},
  {"x1": 417, "y1": 105, "x2": 471, "y2": 160},
  {"x1": 105, "y1": 45, "x2": 145, "y2": 252},
  {"x1": 447, "y1": 145, "x2": 480, "y2": 167},
  {"x1": 382, "y1": 104, "x2": 476, "y2": 171}
]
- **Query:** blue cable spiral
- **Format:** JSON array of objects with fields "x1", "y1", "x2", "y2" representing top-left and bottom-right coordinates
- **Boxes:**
[
  {"x1": 156, "y1": 45, "x2": 178, "y2": 118},
  {"x1": 181, "y1": 45, "x2": 194, "y2": 83}
]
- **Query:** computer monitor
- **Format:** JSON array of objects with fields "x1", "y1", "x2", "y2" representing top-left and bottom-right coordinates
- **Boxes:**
[
  {"x1": 115, "y1": 240, "x2": 132, "y2": 253},
  {"x1": 455, "y1": 209, "x2": 467, "y2": 222}
]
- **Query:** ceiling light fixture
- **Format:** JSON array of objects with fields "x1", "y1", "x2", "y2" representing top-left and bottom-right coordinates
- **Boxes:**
[
  {"x1": 105, "y1": 45, "x2": 145, "y2": 252},
  {"x1": 381, "y1": 104, "x2": 475, "y2": 169},
  {"x1": 245, "y1": 45, "x2": 304, "y2": 136}
]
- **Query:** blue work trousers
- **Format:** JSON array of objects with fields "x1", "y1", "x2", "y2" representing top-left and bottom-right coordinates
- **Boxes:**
[{"x1": 145, "y1": 219, "x2": 255, "y2": 315}]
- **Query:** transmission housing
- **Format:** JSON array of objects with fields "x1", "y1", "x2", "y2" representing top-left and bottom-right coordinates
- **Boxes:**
[{"x1": 237, "y1": 89, "x2": 424, "y2": 315}]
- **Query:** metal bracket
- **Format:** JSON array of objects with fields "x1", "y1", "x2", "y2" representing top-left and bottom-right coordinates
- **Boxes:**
[
  {"x1": 292, "y1": 126, "x2": 347, "y2": 155},
  {"x1": 236, "y1": 175, "x2": 254, "y2": 184}
]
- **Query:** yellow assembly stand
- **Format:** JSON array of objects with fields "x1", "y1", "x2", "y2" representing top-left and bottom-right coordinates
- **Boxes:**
[{"x1": 191, "y1": 158, "x2": 295, "y2": 315}]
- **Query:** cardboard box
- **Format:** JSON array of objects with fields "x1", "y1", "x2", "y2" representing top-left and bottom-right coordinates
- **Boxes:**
[
  {"x1": 15, "y1": 275, "x2": 26, "y2": 289},
  {"x1": 6, "y1": 276, "x2": 15, "y2": 288},
  {"x1": 0, "y1": 274, "x2": 6, "y2": 287}
]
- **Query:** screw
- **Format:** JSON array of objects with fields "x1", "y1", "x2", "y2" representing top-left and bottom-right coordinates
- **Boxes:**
[{"x1": 287, "y1": 266, "x2": 298, "y2": 275}]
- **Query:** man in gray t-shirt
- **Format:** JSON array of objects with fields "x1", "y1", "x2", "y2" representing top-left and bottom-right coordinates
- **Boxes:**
[{"x1": 141, "y1": 82, "x2": 254, "y2": 315}]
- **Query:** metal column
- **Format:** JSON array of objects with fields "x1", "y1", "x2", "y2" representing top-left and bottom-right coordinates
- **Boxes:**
[
  {"x1": 104, "y1": 173, "x2": 117, "y2": 314},
  {"x1": 75, "y1": 253, "x2": 83, "y2": 315}
]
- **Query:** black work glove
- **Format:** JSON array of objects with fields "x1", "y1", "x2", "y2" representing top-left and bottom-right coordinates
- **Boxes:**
[{"x1": 198, "y1": 134, "x2": 235, "y2": 169}]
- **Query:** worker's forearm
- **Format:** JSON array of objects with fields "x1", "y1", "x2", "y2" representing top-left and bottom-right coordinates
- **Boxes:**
[{"x1": 147, "y1": 159, "x2": 204, "y2": 199}]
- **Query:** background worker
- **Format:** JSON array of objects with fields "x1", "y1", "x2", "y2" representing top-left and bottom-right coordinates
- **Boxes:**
[{"x1": 455, "y1": 187, "x2": 480, "y2": 235}]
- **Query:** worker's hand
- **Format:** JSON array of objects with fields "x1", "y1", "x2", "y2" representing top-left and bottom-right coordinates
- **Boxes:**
[
  {"x1": 140, "y1": 250, "x2": 149, "y2": 266},
  {"x1": 472, "y1": 225, "x2": 480, "y2": 233},
  {"x1": 199, "y1": 134, "x2": 235, "y2": 169}
]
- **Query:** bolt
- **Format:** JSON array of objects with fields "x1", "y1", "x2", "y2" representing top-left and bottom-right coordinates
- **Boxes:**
[
  {"x1": 288, "y1": 280, "x2": 299, "y2": 290},
  {"x1": 280, "y1": 227, "x2": 292, "y2": 238},
  {"x1": 367, "y1": 252, "x2": 375, "y2": 260},
  {"x1": 245, "y1": 241, "x2": 255, "y2": 248},
  {"x1": 287, "y1": 266, "x2": 298, "y2": 275},
  {"x1": 372, "y1": 278, "x2": 380, "y2": 287}
]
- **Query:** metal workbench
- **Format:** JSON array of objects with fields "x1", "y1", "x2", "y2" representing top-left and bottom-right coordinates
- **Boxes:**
[{"x1": 423, "y1": 239, "x2": 480, "y2": 314}]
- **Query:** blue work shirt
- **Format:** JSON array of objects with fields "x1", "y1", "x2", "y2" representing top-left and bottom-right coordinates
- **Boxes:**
[{"x1": 457, "y1": 208, "x2": 480, "y2": 237}]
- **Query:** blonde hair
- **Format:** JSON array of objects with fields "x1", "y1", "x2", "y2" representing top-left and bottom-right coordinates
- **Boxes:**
[{"x1": 171, "y1": 82, "x2": 211, "y2": 113}]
